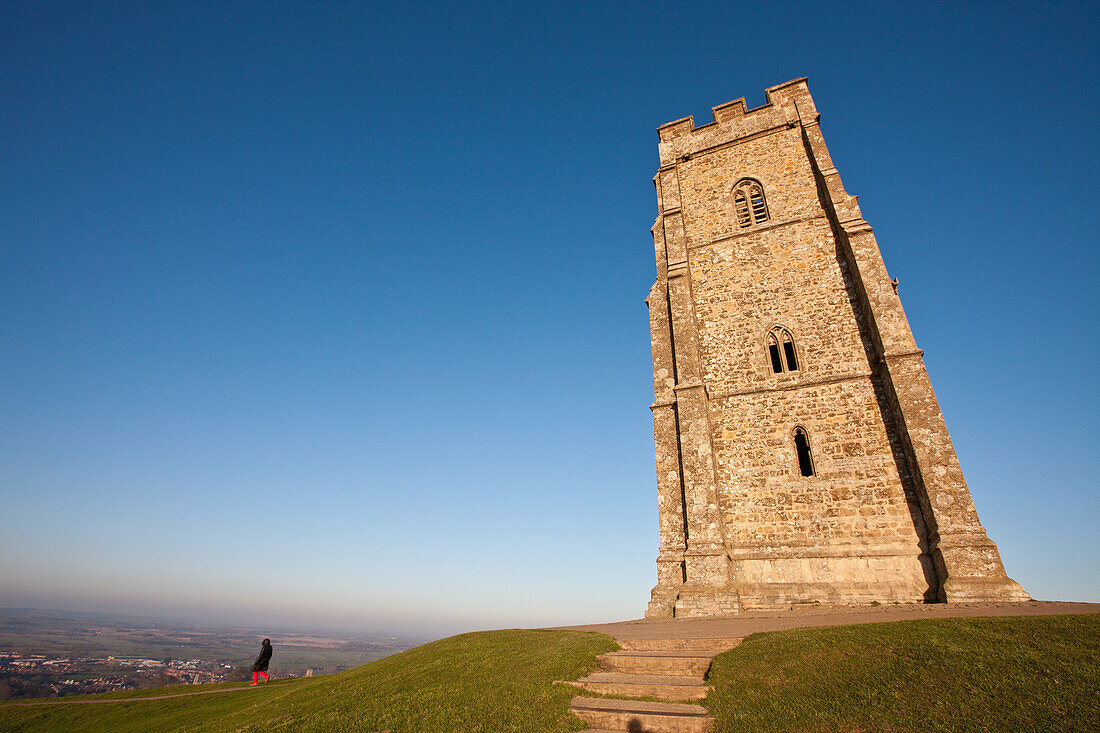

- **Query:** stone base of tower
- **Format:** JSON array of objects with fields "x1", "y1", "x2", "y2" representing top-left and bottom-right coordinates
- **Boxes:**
[
  {"x1": 935, "y1": 535, "x2": 1031, "y2": 603},
  {"x1": 646, "y1": 582, "x2": 742, "y2": 618},
  {"x1": 648, "y1": 545, "x2": 945, "y2": 617},
  {"x1": 729, "y1": 549, "x2": 939, "y2": 610},
  {"x1": 647, "y1": 548, "x2": 744, "y2": 618},
  {"x1": 736, "y1": 583, "x2": 929, "y2": 611},
  {"x1": 646, "y1": 544, "x2": 1029, "y2": 617},
  {"x1": 674, "y1": 585, "x2": 742, "y2": 617},
  {"x1": 941, "y1": 576, "x2": 1030, "y2": 603},
  {"x1": 646, "y1": 596, "x2": 676, "y2": 619}
]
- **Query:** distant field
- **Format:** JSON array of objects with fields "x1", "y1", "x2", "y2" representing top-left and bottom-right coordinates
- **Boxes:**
[
  {"x1": 2, "y1": 615, "x2": 1096, "y2": 732},
  {"x1": 0, "y1": 631, "x2": 390, "y2": 675},
  {"x1": 0, "y1": 609, "x2": 418, "y2": 677}
]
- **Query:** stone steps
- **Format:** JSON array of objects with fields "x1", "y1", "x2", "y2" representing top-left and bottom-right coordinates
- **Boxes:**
[
  {"x1": 563, "y1": 671, "x2": 708, "y2": 701},
  {"x1": 569, "y1": 696, "x2": 713, "y2": 733},
  {"x1": 616, "y1": 637, "x2": 742, "y2": 652},
  {"x1": 564, "y1": 636, "x2": 741, "y2": 731},
  {"x1": 597, "y1": 650, "x2": 714, "y2": 676}
]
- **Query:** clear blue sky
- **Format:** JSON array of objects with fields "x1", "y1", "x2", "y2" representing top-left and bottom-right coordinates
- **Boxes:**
[{"x1": 2, "y1": 1, "x2": 1097, "y2": 636}]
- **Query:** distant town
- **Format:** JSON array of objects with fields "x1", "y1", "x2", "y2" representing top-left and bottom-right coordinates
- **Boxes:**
[
  {"x1": 0, "y1": 608, "x2": 424, "y2": 700},
  {"x1": 0, "y1": 652, "x2": 235, "y2": 698}
]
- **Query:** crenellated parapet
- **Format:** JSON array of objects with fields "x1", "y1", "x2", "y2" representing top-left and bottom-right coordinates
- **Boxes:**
[{"x1": 656, "y1": 78, "x2": 818, "y2": 167}]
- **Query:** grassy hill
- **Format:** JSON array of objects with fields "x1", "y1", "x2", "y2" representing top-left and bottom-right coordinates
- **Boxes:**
[
  {"x1": 0, "y1": 629, "x2": 616, "y2": 732},
  {"x1": 706, "y1": 613, "x2": 1100, "y2": 732},
  {"x1": 2, "y1": 614, "x2": 1097, "y2": 732}
]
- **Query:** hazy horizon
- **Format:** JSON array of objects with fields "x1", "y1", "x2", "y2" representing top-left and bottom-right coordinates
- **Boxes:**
[
  {"x1": 3, "y1": 1, "x2": 1098, "y2": 636},
  {"x1": 0, "y1": 604, "x2": 436, "y2": 641}
]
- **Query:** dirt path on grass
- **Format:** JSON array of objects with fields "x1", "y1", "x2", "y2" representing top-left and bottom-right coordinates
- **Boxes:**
[
  {"x1": 556, "y1": 600, "x2": 1100, "y2": 641},
  {"x1": 3, "y1": 684, "x2": 274, "y2": 706}
]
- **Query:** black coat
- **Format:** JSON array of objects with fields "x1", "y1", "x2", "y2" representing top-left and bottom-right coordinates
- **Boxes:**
[{"x1": 251, "y1": 642, "x2": 272, "y2": 672}]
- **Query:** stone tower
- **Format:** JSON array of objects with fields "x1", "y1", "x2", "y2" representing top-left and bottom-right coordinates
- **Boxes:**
[{"x1": 646, "y1": 79, "x2": 1028, "y2": 617}]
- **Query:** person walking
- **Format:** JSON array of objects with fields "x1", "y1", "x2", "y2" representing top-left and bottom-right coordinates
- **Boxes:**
[{"x1": 249, "y1": 638, "x2": 273, "y2": 686}]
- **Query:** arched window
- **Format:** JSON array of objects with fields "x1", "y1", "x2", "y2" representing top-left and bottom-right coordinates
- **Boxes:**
[
  {"x1": 733, "y1": 178, "x2": 769, "y2": 227},
  {"x1": 793, "y1": 427, "x2": 815, "y2": 477},
  {"x1": 767, "y1": 326, "x2": 799, "y2": 373}
]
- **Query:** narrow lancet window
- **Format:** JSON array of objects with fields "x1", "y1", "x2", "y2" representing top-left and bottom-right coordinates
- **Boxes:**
[
  {"x1": 794, "y1": 427, "x2": 815, "y2": 477},
  {"x1": 783, "y1": 335, "x2": 798, "y2": 371},
  {"x1": 767, "y1": 326, "x2": 799, "y2": 373},
  {"x1": 733, "y1": 178, "x2": 769, "y2": 227},
  {"x1": 750, "y1": 186, "x2": 767, "y2": 222},
  {"x1": 734, "y1": 190, "x2": 751, "y2": 227},
  {"x1": 768, "y1": 333, "x2": 784, "y2": 373}
]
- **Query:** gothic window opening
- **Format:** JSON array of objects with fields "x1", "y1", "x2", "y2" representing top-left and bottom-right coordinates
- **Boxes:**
[
  {"x1": 794, "y1": 427, "x2": 815, "y2": 477},
  {"x1": 734, "y1": 190, "x2": 751, "y2": 227},
  {"x1": 767, "y1": 327, "x2": 799, "y2": 373},
  {"x1": 768, "y1": 334, "x2": 784, "y2": 373},
  {"x1": 783, "y1": 338, "x2": 798, "y2": 370},
  {"x1": 733, "y1": 178, "x2": 769, "y2": 227}
]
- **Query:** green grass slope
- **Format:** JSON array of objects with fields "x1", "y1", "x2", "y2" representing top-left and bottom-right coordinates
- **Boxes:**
[
  {"x1": 6, "y1": 614, "x2": 1096, "y2": 732},
  {"x1": 0, "y1": 629, "x2": 616, "y2": 733},
  {"x1": 706, "y1": 613, "x2": 1100, "y2": 733}
]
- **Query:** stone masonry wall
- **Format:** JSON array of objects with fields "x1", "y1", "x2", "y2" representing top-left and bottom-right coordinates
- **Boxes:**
[{"x1": 679, "y1": 123, "x2": 932, "y2": 607}]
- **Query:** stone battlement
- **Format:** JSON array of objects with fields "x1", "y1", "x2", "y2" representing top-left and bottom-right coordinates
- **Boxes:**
[{"x1": 656, "y1": 78, "x2": 818, "y2": 167}]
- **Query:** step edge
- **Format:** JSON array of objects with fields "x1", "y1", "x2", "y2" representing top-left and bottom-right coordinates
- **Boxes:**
[
  {"x1": 573, "y1": 684, "x2": 708, "y2": 700},
  {"x1": 580, "y1": 674, "x2": 707, "y2": 685},
  {"x1": 602, "y1": 651, "x2": 717, "y2": 657},
  {"x1": 570, "y1": 701, "x2": 711, "y2": 717},
  {"x1": 576, "y1": 681, "x2": 708, "y2": 689}
]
